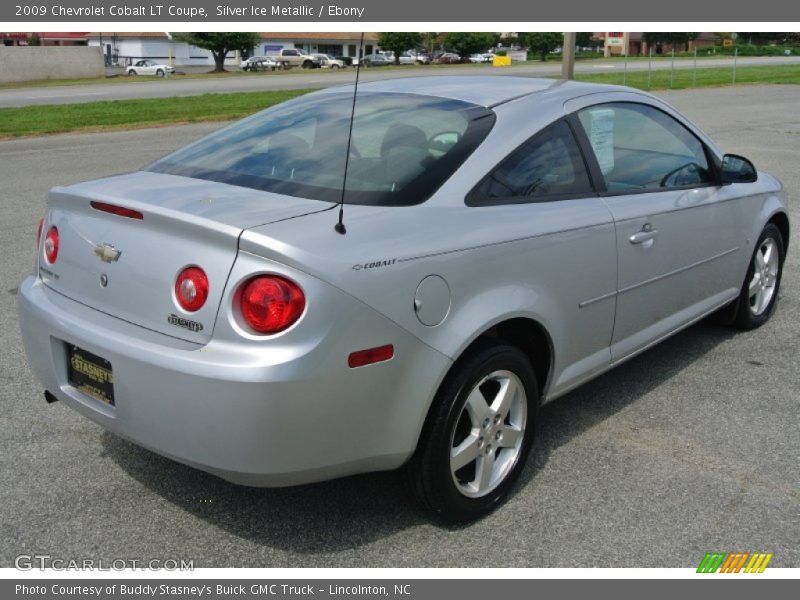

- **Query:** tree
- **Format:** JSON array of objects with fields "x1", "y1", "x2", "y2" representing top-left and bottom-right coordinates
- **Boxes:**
[
  {"x1": 519, "y1": 32, "x2": 563, "y2": 61},
  {"x1": 443, "y1": 32, "x2": 496, "y2": 59},
  {"x1": 378, "y1": 32, "x2": 422, "y2": 64},
  {"x1": 171, "y1": 32, "x2": 261, "y2": 72}
]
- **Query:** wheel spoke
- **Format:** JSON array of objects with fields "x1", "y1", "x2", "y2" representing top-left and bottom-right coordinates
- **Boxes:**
[
  {"x1": 755, "y1": 249, "x2": 766, "y2": 270},
  {"x1": 762, "y1": 242, "x2": 773, "y2": 267},
  {"x1": 748, "y1": 273, "x2": 761, "y2": 298},
  {"x1": 475, "y1": 453, "x2": 495, "y2": 492},
  {"x1": 464, "y1": 387, "x2": 490, "y2": 427},
  {"x1": 450, "y1": 435, "x2": 480, "y2": 472},
  {"x1": 497, "y1": 425, "x2": 522, "y2": 448},
  {"x1": 491, "y1": 377, "x2": 518, "y2": 419}
]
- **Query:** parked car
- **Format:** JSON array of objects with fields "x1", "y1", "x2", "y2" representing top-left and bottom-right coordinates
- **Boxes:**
[
  {"x1": 266, "y1": 48, "x2": 320, "y2": 69},
  {"x1": 311, "y1": 54, "x2": 346, "y2": 69},
  {"x1": 19, "y1": 77, "x2": 789, "y2": 522},
  {"x1": 357, "y1": 53, "x2": 392, "y2": 67},
  {"x1": 469, "y1": 53, "x2": 495, "y2": 63},
  {"x1": 399, "y1": 50, "x2": 430, "y2": 65},
  {"x1": 436, "y1": 52, "x2": 462, "y2": 64},
  {"x1": 240, "y1": 56, "x2": 279, "y2": 72},
  {"x1": 126, "y1": 60, "x2": 174, "y2": 77}
]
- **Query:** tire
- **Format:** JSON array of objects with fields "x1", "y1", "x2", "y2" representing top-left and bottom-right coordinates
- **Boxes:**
[
  {"x1": 405, "y1": 341, "x2": 539, "y2": 522},
  {"x1": 127, "y1": 70, "x2": 137, "y2": 76},
  {"x1": 156, "y1": 69, "x2": 164, "y2": 77},
  {"x1": 302, "y1": 61, "x2": 312, "y2": 69},
  {"x1": 331, "y1": 64, "x2": 340, "y2": 70},
  {"x1": 731, "y1": 223, "x2": 785, "y2": 329}
]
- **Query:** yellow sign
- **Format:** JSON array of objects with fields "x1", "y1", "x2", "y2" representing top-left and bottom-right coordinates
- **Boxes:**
[{"x1": 723, "y1": 39, "x2": 734, "y2": 48}]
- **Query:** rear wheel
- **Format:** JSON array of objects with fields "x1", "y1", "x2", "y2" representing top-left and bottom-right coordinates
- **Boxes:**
[
  {"x1": 733, "y1": 223, "x2": 785, "y2": 329},
  {"x1": 406, "y1": 342, "x2": 538, "y2": 522}
]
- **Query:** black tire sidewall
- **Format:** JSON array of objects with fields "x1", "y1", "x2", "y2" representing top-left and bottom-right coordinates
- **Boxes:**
[{"x1": 416, "y1": 343, "x2": 539, "y2": 521}]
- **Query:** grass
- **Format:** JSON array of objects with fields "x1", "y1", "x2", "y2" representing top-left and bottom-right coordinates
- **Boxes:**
[
  {"x1": 1, "y1": 64, "x2": 798, "y2": 139},
  {"x1": 0, "y1": 89, "x2": 313, "y2": 138},
  {"x1": 572, "y1": 63, "x2": 800, "y2": 90}
]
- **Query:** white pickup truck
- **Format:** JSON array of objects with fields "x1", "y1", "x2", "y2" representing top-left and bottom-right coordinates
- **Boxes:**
[{"x1": 266, "y1": 48, "x2": 321, "y2": 69}]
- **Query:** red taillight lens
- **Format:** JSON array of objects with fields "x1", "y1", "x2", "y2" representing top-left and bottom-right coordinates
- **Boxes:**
[
  {"x1": 43, "y1": 226, "x2": 59, "y2": 264},
  {"x1": 348, "y1": 345, "x2": 394, "y2": 368},
  {"x1": 36, "y1": 218, "x2": 44, "y2": 247},
  {"x1": 174, "y1": 266, "x2": 209, "y2": 312},
  {"x1": 239, "y1": 276, "x2": 305, "y2": 334},
  {"x1": 90, "y1": 201, "x2": 143, "y2": 220}
]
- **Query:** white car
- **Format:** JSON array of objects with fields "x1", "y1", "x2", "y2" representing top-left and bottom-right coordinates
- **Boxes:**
[
  {"x1": 399, "y1": 51, "x2": 430, "y2": 65},
  {"x1": 126, "y1": 60, "x2": 175, "y2": 77},
  {"x1": 311, "y1": 54, "x2": 346, "y2": 69},
  {"x1": 469, "y1": 53, "x2": 495, "y2": 63},
  {"x1": 240, "y1": 56, "x2": 279, "y2": 72}
]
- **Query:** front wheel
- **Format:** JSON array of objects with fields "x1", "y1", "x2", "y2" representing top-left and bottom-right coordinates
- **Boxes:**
[
  {"x1": 733, "y1": 223, "x2": 785, "y2": 329},
  {"x1": 156, "y1": 69, "x2": 165, "y2": 77},
  {"x1": 127, "y1": 70, "x2": 137, "y2": 76},
  {"x1": 406, "y1": 342, "x2": 538, "y2": 522}
]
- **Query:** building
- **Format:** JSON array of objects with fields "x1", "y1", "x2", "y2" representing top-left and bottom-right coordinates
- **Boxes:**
[
  {"x1": 2, "y1": 32, "x2": 88, "y2": 46},
  {"x1": 258, "y1": 32, "x2": 380, "y2": 59},
  {"x1": 84, "y1": 32, "x2": 380, "y2": 67},
  {"x1": 594, "y1": 32, "x2": 719, "y2": 56}
]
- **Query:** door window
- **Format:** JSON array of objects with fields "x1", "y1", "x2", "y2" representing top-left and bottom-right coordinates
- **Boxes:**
[{"x1": 577, "y1": 102, "x2": 713, "y2": 193}]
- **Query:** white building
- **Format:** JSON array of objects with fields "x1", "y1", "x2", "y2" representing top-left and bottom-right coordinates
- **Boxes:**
[{"x1": 86, "y1": 32, "x2": 380, "y2": 67}]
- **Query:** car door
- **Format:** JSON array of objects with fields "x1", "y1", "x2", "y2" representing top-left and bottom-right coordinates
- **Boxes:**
[
  {"x1": 466, "y1": 118, "x2": 618, "y2": 397},
  {"x1": 572, "y1": 101, "x2": 743, "y2": 361}
]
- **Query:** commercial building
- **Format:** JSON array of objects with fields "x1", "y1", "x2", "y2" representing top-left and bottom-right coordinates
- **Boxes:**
[{"x1": 83, "y1": 32, "x2": 380, "y2": 67}]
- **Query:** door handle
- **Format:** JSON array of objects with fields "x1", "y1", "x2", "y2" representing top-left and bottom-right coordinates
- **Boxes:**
[{"x1": 629, "y1": 226, "x2": 658, "y2": 245}]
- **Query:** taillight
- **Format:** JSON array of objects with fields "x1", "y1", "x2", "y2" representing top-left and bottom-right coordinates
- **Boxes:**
[
  {"x1": 174, "y1": 266, "x2": 209, "y2": 312},
  {"x1": 43, "y1": 227, "x2": 59, "y2": 264},
  {"x1": 36, "y1": 218, "x2": 44, "y2": 247},
  {"x1": 239, "y1": 275, "x2": 305, "y2": 334}
]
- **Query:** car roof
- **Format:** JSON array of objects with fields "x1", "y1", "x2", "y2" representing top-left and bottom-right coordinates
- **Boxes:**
[{"x1": 317, "y1": 76, "x2": 630, "y2": 108}]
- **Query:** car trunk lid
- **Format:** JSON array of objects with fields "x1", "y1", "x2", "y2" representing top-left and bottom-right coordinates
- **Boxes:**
[{"x1": 40, "y1": 171, "x2": 331, "y2": 344}]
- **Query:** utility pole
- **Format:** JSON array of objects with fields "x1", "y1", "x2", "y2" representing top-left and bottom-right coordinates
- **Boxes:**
[{"x1": 562, "y1": 32, "x2": 576, "y2": 80}]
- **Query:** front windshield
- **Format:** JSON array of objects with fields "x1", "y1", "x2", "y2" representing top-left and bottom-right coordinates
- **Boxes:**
[{"x1": 148, "y1": 91, "x2": 495, "y2": 206}]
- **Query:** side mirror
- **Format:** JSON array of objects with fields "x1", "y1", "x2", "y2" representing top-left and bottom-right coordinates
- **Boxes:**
[{"x1": 720, "y1": 154, "x2": 757, "y2": 184}]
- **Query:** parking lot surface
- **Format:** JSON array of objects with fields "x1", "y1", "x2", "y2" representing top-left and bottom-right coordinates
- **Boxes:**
[{"x1": 0, "y1": 85, "x2": 798, "y2": 567}]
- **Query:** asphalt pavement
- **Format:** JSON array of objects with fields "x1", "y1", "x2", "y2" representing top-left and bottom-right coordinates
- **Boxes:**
[
  {"x1": 0, "y1": 85, "x2": 798, "y2": 568},
  {"x1": 1, "y1": 55, "x2": 799, "y2": 108}
]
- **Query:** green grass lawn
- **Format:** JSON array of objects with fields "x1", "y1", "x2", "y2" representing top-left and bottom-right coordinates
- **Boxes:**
[
  {"x1": 1, "y1": 64, "x2": 798, "y2": 139},
  {"x1": 572, "y1": 63, "x2": 800, "y2": 90},
  {"x1": 0, "y1": 89, "x2": 313, "y2": 138}
]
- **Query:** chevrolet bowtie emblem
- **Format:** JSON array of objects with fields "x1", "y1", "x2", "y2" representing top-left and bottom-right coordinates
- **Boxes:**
[{"x1": 94, "y1": 243, "x2": 121, "y2": 263}]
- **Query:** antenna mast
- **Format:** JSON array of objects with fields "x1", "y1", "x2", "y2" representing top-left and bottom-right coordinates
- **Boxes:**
[{"x1": 334, "y1": 32, "x2": 365, "y2": 235}]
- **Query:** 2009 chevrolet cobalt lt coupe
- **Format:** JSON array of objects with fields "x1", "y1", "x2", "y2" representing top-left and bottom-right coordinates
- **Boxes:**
[{"x1": 19, "y1": 77, "x2": 788, "y2": 521}]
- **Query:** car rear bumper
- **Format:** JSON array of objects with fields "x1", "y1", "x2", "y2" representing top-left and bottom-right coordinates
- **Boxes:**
[{"x1": 17, "y1": 275, "x2": 450, "y2": 487}]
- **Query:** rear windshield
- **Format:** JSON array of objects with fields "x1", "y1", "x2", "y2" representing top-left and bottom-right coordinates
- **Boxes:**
[{"x1": 148, "y1": 92, "x2": 495, "y2": 206}]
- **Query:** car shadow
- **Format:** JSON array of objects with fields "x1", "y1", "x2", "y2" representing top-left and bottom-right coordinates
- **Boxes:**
[{"x1": 103, "y1": 319, "x2": 736, "y2": 553}]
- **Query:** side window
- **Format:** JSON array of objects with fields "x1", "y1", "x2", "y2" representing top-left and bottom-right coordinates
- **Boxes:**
[
  {"x1": 469, "y1": 120, "x2": 594, "y2": 205},
  {"x1": 577, "y1": 102, "x2": 713, "y2": 193}
]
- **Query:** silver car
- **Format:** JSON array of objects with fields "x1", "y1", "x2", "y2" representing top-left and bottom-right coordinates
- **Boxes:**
[{"x1": 18, "y1": 77, "x2": 789, "y2": 521}]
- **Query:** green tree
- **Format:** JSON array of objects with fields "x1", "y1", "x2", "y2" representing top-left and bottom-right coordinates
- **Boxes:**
[
  {"x1": 443, "y1": 32, "x2": 496, "y2": 59},
  {"x1": 378, "y1": 32, "x2": 422, "y2": 64},
  {"x1": 519, "y1": 32, "x2": 563, "y2": 61},
  {"x1": 172, "y1": 32, "x2": 261, "y2": 72}
]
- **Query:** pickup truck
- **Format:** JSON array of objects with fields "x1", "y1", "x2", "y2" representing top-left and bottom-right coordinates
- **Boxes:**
[{"x1": 266, "y1": 48, "x2": 321, "y2": 69}]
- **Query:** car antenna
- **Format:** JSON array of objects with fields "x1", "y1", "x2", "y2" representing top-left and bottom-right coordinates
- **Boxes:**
[{"x1": 334, "y1": 32, "x2": 365, "y2": 235}]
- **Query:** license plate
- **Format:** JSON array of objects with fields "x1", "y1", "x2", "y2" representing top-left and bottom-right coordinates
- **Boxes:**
[{"x1": 67, "y1": 345, "x2": 115, "y2": 406}]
